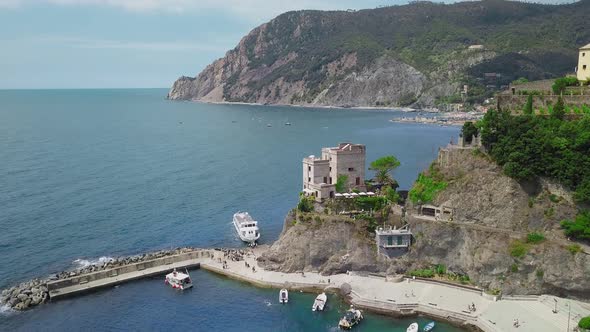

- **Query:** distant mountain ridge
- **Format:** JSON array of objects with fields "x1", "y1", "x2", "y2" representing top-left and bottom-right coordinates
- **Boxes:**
[{"x1": 168, "y1": 0, "x2": 590, "y2": 108}]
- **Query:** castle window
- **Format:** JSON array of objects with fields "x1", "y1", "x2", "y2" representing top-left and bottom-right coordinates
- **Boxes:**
[
  {"x1": 348, "y1": 167, "x2": 354, "y2": 171},
  {"x1": 308, "y1": 166, "x2": 311, "y2": 171},
  {"x1": 583, "y1": 52, "x2": 586, "y2": 57},
  {"x1": 323, "y1": 177, "x2": 327, "y2": 183},
  {"x1": 308, "y1": 177, "x2": 311, "y2": 182},
  {"x1": 356, "y1": 177, "x2": 360, "y2": 185},
  {"x1": 329, "y1": 177, "x2": 332, "y2": 184},
  {"x1": 584, "y1": 65, "x2": 588, "y2": 70}
]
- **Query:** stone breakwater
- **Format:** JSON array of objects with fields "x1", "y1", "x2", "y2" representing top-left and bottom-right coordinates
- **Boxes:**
[{"x1": 0, "y1": 247, "x2": 201, "y2": 311}]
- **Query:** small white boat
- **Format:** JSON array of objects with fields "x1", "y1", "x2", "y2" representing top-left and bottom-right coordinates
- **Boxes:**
[
  {"x1": 164, "y1": 268, "x2": 193, "y2": 290},
  {"x1": 407, "y1": 322, "x2": 419, "y2": 332},
  {"x1": 338, "y1": 305, "x2": 363, "y2": 329},
  {"x1": 233, "y1": 212, "x2": 261, "y2": 243},
  {"x1": 279, "y1": 288, "x2": 289, "y2": 304},
  {"x1": 312, "y1": 292, "x2": 327, "y2": 311},
  {"x1": 285, "y1": 122, "x2": 291, "y2": 126},
  {"x1": 423, "y1": 321, "x2": 435, "y2": 331}
]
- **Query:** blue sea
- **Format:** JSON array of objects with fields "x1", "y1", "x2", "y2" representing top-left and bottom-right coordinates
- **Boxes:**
[{"x1": 0, "y1": 89, "x2": 462, "y2": 331}]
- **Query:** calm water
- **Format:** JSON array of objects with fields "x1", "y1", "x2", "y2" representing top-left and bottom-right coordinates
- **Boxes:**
[{"x1": 0, "y1": 89, "x2": 461, "y2": 331}]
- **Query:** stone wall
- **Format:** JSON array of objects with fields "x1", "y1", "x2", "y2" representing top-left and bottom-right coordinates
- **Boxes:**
[{"x1": 497, "y1": 94, "x2": 590, "y2": 112}]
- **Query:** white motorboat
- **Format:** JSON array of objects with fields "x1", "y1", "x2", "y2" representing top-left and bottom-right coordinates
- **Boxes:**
[
  {"x1": 338, "y1": 305, "x2": 363, "y2": 329},
  {"x1": 407, "y1": 322, "x2": 419, "y2": 332},
  {"x1": 312, "y1": 292, "x2": 327, "y2": 311},
  {"x1": 279, "y1": 288, "x2": 289, "y2": 304},
  {"x1": 164, "y1": 268, "x2": 193, "y2": 290},
  {"x1": 233, "y1": 212, "x2": 261, "y2": 243}
]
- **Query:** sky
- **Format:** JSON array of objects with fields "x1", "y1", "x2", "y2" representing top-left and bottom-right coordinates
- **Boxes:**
[{"x1": 0, "y1": 0, "x2": 572, "y2": 89}]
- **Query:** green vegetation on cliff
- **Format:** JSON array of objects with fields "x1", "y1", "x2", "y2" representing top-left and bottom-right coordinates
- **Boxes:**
[
  {"x1": 409, "y1": 164, "x2": 448, "y2": 204},
  {"x1": 561, "y1": 212, "x2": 590, "y2": 240},
  {"x1": 480, "y1": 109, "x2": 590, "y2": 203}
]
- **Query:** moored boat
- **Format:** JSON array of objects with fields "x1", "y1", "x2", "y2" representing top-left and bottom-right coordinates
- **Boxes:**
[
  {"x1": 279, "y1": 288, "x2": 289, "y2": 304},
  {"x1": 233, "y1": 212, "x2": 261, "y2": 243},
  {"x1": 407, "y1": 322, "x2": 419, "y2": 332},
  {"x1": 423, "y1": 321, "x2": 435, "y2": 331},
  {"x1": 164, "y1": 268, "x2": 193, "y2": 290},
  {"x1": 338, "y1": 305, "x2": 362, "y2": 329},
  {"x1": 312, "y1": 292, "x2": 327, "y2": 311}
]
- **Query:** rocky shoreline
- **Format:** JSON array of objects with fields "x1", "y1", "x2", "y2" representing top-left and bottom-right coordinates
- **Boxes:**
[{"x1": 0, "y1": 247, "x2": 200, "y2": 312}]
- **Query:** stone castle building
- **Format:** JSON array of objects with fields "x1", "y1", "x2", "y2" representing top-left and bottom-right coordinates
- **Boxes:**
[
  {"x1": 302, "y1": 143, "x2": 366, "y2": 201},
  {"x1": 578, "y1": 43, "x2": 590, "y2": 81}
]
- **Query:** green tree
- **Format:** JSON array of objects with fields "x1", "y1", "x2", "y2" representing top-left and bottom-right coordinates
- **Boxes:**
[
  {"x1": 383, "y1": 186, "x2": 400, "y2": 203},
  {"x1": 369, "y1": 155, "x2": 401, "y2": 188},
  {"x1": 461, "y1": 121, "x2": 479, "y2": 143},
  {"x1": 523, "y1": 94, "x2": 533, "y2": 115},
  {"x1": 552, "y1": 96, "x2": 565, "y2": 120},
  {"x1": 335, "y1": 174, "x2": 349, "y2": 193}
]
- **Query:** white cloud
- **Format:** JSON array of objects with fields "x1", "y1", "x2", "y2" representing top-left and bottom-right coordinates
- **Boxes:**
[{"x1": 0, "y1": 0, "x2": 385, "y2": 20}]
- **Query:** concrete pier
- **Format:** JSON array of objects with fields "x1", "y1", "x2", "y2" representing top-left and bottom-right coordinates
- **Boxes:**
[{"x1": 48, "y1": 249, "x2": 214, "y2": 299}]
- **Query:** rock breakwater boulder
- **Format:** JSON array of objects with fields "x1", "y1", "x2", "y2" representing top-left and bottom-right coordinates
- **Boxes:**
[{"x1": 0, "y1": 247, "x2": 201, "y2": 311}]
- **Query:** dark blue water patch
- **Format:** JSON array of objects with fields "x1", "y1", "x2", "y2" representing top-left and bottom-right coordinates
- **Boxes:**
[{"x1": 0, "y1": 89, "x2": 460, "y2": 330}]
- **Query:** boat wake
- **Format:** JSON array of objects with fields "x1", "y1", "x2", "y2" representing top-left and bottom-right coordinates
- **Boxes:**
[
  {"x1": 72, "y1": 256, "x2": 114, "y2": 269},
  {"x1": 264, "y1": 300, "x2": 272, "y2": 307}
]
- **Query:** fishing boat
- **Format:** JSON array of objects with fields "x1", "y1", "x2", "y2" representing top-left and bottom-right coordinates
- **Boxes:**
[
  {"x1": 285, "y1": 122, "x2": 291, "y2": 126},
  {"x1": 338, "y1": 305, "x2": 363, "y2": 329},
  {"x1": 279, "y1": 288, "x2": 289, "y2": 304},
  {"x1": 164, "y1": 268, "x2": 193, "y2": 290},
  {"x1": 233, "y1": 212, "x2": 261, "y2": 243},
  {"x1": 312, "y1": 292, "x2": 327, "y2": 311},
  {"x1": 407, "y1": 322, "x2": 419, "y2": 332},
  {"x1": 423, "y1": 321, "x2": 435, "y2": 331}
]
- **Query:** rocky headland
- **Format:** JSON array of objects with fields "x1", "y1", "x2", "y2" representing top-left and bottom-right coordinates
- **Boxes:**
[
  {"x1": 168, "y1": 1, "x2": 589, "y2": 108},
  {"x1": 259, "y1": 147, "x2": 590, "y2": 299}
]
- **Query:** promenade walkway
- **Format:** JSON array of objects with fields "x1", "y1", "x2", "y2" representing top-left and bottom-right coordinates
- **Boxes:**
[{"x1": 201, "y1": 246, "x2": 590, "y2": 332}]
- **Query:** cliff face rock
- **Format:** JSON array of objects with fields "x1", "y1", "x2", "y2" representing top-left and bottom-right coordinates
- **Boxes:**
[
  {"x1": 168, "y1": 1, "x2": 589, "y2": 107},
  {"x1": 404, "y1": 148, "x2": 589, "y2": 298},
  {"x1": 258, "y1": 211, "x2": 387, "y2": 275}
]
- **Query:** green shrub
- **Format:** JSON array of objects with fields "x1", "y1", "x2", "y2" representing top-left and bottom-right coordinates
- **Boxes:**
[
  {"x1": 549, "y1": 194, "x2": 561, "y2": 203},
  {"x1": 314, "y1": 216, "x2": 322, "y2": 223},
  {"x1": 297, "y1": 195, "x2": 315, "y2": 213},
  {"x1": 355, "y1": 196, "x2": 387, "y2": 211},
  {"x1": 409, "y1": 269, "x2": 435, "y2": 278},
  {"x1": 461, "y1": 121, "x2": 479, "y2": 143},
  {"x1": 552, "y1": 76, "x2": 579, "y2": 95},
  {"x1": 526, "y1": 232, "x2": 545, "y2": 244},
  {"x1": 510, "y1": 263, "x2": 519, "y2": 273},
  {"x1": 536, "y1": 269, "x2": 544, "y2": 278},
  {"x1": 528, "y1": 197, "x2": 534, "y2": 208},
  {"x1": 409, "y1": 165, "x2": 448, "y2": 204},
  {"x1": 561, "y1": 211, "x2": 590, "y2": 240},
  {"x1": 435, "y1": 264, "x2": 447, "y2": 275},
  {"x1": 566, "y1": 244, "x2": 582, "y2": 255},
  {"x1": 509, "y1": 240, "x2": 529, "y2": 258},
  {"x1": 523, "y1": 94, "x2": 533, "y2": 115},
  {"x1": 579, "y1": 316, "x2": 590, "y2": 329},
  {"x1": 544, "y1": 207, "x2": 555, "y2": 218}
]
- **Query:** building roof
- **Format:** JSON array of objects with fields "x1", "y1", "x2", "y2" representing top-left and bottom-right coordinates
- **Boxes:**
[{"x1": 581, "y1": 43, "x2": 590, "y2": 50}]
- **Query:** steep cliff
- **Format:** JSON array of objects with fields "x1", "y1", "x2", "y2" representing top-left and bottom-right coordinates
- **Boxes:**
[
  {"x1": 259, "y1": 148, "x2": 590, "y2": 299},
  {"x1": 168, "y1": 0, "x2": 590, "y2": 107}
]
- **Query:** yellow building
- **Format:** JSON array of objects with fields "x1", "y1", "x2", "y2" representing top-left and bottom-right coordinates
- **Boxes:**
[{"x1": 578, "y1": 43, "x2": 590, "y2": 81}]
